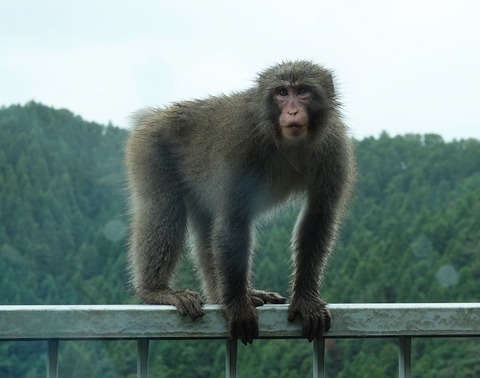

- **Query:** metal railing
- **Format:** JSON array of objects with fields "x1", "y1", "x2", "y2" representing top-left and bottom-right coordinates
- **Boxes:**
[{"x1": 1, "y1": 303, "x2": 479, "y2": 377}]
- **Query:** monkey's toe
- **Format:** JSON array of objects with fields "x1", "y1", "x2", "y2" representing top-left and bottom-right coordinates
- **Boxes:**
[
  {"x1": 251, "y1": 296, "x2": 265, "y2": 307},
  {"x1": 250, "y1": 289, "x2": 287, "y2": 305},
  {"x1": 174, "y1": 289, "x2": 205, "y2": 318},
  {"x1": 138, "y1": 288, "x2": 205, "y2": 319}
]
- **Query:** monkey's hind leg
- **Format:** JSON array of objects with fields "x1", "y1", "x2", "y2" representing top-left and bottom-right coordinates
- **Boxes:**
[
  {"x1": 129, "y1": 199, "x2": 205, "y2": 319},
  {"x1": 126, "y1": 132, "x2": 205, "y2": 318},
  {"x1": 189, "y1": 212, "x2": 223, "y2": 304}
]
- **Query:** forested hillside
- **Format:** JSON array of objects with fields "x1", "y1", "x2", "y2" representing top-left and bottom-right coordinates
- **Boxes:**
[{"x1": 1, "y1": 102, "x2": 479, "y2": 377}]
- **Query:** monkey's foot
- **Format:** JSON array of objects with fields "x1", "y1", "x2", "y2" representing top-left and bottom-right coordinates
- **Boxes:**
[
  {"x1": 287, "y1": 297, "x2": 331, "y2": 342},
  {"x1": 139, "y1": 288, "x2": 205, "y2": 319},
  {"x1": 226, "y1": 300, "x2": 259, "y2": 346},
  {"x1": 249, "y1": 288, "x2": 287, "y2": 307}
]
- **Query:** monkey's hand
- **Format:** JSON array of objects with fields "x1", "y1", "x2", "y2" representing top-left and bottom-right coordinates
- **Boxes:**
[
  {"x1": 139, "y1": 288, "x2": 205, "y2": 319},
  {"x1": 226, "y1": 300, "x2": 259, "y2": 345},
  {"x1": 249, "y1": 289, "x2": 287, "y2": 307},
  {"x1": 287, "y1": 297, "x2": 331, "y2": 342}
]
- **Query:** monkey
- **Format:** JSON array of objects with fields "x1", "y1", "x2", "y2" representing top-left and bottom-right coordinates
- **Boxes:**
[{"x1": 125, "y1": 60, "x2": 356, "y2": 345}]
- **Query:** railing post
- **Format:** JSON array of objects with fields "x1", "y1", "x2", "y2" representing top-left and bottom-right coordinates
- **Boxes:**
[
  {"x1": 47, "y1": 339, "x2": 59, "y2": 378},
  {"x1": 312, "y1": 338, "x2": 326, "y2": 378},
  {"x1": 226, "y1": 338, "x2": 237, "y2": 378},
  {"x1": 137, "y1": 339, "x2": 149, "y2": 378},
  {"x1": 399, "y1": 336, "x2": 412, "y2": 378}
]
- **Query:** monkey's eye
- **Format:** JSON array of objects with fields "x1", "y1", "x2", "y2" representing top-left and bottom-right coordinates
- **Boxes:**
[
  {"x1": 297, "y1": 87, "x2": 308, "y2": 95},
  {"x1": 278, "y1": 88, "x2": 288, "y2": 96}
]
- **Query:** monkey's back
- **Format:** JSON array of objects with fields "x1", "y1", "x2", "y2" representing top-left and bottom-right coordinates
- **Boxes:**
[{"x1": 129, "y1": 93, "x2": 272, "y2": 211}]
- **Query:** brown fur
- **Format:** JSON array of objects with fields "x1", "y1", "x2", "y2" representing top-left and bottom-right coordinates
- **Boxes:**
[{"x1": 125, "y1": 60, "x2": 356, "y2": 344}]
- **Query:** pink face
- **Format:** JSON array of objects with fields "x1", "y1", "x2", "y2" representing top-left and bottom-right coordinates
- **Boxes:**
[{"x1": 274, "y1": 85, "x2": 311, "y2": 140}]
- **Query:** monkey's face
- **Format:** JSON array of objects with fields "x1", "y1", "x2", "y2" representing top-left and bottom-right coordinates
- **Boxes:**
[{"x1": 274, "y1": 84, "x2": 311, "y2": 140}]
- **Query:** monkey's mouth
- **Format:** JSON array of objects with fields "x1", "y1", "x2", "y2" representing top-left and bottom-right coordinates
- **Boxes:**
[{"x1": 282, "y1": 123, "x2": 307, "y2": 139}]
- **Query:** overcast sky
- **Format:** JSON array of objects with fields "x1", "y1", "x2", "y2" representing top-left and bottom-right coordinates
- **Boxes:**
[{"x1": 1, "y1": 0, "x2": 479, "y2": 141}]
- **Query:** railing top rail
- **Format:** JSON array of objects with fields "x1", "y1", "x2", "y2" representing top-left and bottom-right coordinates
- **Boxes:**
[{"x1": 1, "y1": 303, "x2": 479, "y2": 340}]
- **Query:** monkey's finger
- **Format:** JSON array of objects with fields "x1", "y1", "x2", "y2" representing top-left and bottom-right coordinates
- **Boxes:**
[
  {"x1": 231, "y1": 318, "x2": 258, "y2": 346},
  {"x1": 229, "y1": 322, "x2": 241, "y2": 344},
  {"x1": 322, "y1": 311, "x2": 332, "y2": 332},
  {"x1": 244, "y1": 319, "x2": 258, "y2": 345},
  {"x1": 287, "y1": 308, "x2": 298, "y2": 322},
  {"x1": 304, "y1": 315, "x2": 326, "y2": 341},
  {"x1": 231, "y1": 324, "x2": 250, "y2": 346},
  {"x1": 314, "y1": 316, "x2": 326, "y2": 340},
  {"x1": 315, "y1": 318, "x2": 326, "y2": 340},
  {"x1": 302, "y1": 317, "x2": 315, "y2": 342},
  {"x1": 245, "y1": 318, "x2": 259, "y2": 344}
]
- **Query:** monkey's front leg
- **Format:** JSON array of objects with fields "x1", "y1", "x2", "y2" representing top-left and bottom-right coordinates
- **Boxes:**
[
  {"x1": 288, "y1": 204, "x2": 336, "y2": 341},
  {"x1": 213, "y1": 218, "x2": 259, "y2": 345}
]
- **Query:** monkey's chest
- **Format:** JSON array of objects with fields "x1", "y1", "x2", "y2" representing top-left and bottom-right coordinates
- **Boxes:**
[{"x1": 266, "y1": 170, "x2": 306, "y2": 203}]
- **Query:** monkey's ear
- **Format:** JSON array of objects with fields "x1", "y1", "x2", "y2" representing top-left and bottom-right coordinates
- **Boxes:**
[{"x1": 324, "y1": 72, "x2": 335, "y2": 97}]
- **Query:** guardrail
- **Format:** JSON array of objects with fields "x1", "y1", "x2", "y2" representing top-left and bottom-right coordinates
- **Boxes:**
[{"x1": 1, "y1": 303, "x2": 479, "y2": 378}]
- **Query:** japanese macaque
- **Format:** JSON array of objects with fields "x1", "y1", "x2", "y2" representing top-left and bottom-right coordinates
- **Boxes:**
[{"x1": 125, "y1": 60, "x2": 356, "y2": 345}]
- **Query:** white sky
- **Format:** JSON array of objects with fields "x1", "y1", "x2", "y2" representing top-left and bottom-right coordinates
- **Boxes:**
[{"x1": 1, "y1": 0, "x2": 479, "y2": 141}]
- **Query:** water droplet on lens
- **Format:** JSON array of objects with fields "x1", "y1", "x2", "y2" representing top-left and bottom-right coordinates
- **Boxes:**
[
  {"x1": 411, "y1": 235, "x2": 433, "y2": 259},
  {"x1": 103, "y1": 219, "x2": 127, "y2": 242},
  {"x1": 435, "y1": 265, "x2": 459, "y2": 288}
]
